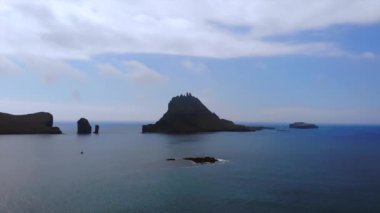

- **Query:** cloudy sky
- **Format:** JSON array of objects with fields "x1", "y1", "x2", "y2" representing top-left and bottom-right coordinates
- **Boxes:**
[{"x1": 1, "y1": 0, "x2": 380, "y2": 124}]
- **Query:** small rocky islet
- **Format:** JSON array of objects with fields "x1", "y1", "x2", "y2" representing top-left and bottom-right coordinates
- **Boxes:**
[
  {"x1": 183, "y1": 157, "x2": 219, "y2": 164},
  {"x1": 166, "y1": 156, "x2": 219, "y2": 164},
  {"x1": 94, "y1": 125, "x2": 100, "y2": 134},
  {"x1": 289, "y1": 122, "x2": 318, "y2": 129}
]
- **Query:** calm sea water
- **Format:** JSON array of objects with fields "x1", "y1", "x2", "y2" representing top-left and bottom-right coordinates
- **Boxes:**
[{"x1": 0, "y1": 123, "x2": 379, "y2": 213}]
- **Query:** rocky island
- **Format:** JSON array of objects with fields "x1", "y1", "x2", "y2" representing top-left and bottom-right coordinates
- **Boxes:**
[
  {"x1": 0, "y1": 112, "x2": 62, "y2": 134},
  {"x1": 166, "y1": 156, "x2": 219, "y2": 164},
  {"x1": 289, "y1": 122, "x2": 318, "y2": 129},
  {"x1": 183, "y1": 157, "x2": 219, "y2": 164},
  {"x1": 142, "y1": 93, "x2": 267, "y2": 133},
  {"x1": 77, "y1": 118, "x2": 92, "y2": 134}
]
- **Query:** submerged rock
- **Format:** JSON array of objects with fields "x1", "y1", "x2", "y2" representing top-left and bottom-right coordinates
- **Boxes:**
[
  {"x1": 142, "y1": 93, "x2": 266, "y2": 134},
  {"x1": 77, "y1": 118, "x2": 92, "y2": 134},
  {"x1": 0, "y1": 112, "x2": 62, "y2": 134},
  {"x1": 183, "y1": 157, "x2": 219, "y2": 164},
  {"x1": 289, "y1": 122, "x2": 318, "y2": 129}
]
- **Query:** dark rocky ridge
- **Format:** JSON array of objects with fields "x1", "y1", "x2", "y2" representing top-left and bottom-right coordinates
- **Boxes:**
[
  {"x1": 142, "y1": 93, "x2": 266, "y2": 133},
  {"x1": 77, "y1": 118, "x2": 92, "y2": 134},
  {"x1": 289, "y1": 122, "x2": 318, "y2": 129},
  {"x1": 165, "y1": 157, "x2": 219, "y2": 164},
  {"x1": 183, "y1": 157, "x2": 219, "y2": 164},
  {"x1": 0, "y1": 112, "x2": 61, "y2": 134}
]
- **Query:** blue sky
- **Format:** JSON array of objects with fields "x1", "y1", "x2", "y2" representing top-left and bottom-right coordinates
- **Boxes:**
[{"x1": 1, "y1": 0, "x2": 380, "y2": 124}]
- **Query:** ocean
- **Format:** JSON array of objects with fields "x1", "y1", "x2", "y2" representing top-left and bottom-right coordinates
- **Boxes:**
[{"x1": 0, "y1": 123, "x2": 379, "y2": 212}]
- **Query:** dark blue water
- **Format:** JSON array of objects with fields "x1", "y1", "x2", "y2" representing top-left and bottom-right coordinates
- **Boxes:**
[{"x1": 0, "y1": 123, "x2": 379, "y2": 212}]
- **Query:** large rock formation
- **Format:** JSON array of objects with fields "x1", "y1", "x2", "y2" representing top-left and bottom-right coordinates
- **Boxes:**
[
  {"x1": 142, "y1": 93, "x2": 265, "y2": 133},
  {"x1": 0, "y1": 112, "x2": 62, "y2": 134},
  {"x1": 77, "y1": 118, "x2": 92, "y2": 134},
  {"x1": 289, "y1": 122, "x2": 318, "y2": 129}
]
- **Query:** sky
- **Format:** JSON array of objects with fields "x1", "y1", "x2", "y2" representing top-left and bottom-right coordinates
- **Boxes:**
[{"x1": 0, "y1": 0, "x2": 380, "y2": 124}]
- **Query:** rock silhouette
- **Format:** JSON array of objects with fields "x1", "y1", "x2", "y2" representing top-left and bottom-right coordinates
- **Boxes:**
[
  {"x1": 289, "y1": 122, "x2": 318, "y2": 129},
  {"x1": 183, "y1": 157, "x2": 219, "y2": 164},
  {"x1": 0, "y1": 112, "x2": 62, "y2": 134},
  {"x1": 94, "y1": 125, "x2": 99, "y2": 134},
  {"x1": 142, "y1": 93, "x2": 265, "y2": 133},
  {"x1": 166, "y1": 157, "x2": 219, "y2": 164},
  {"x1": 77, "y1": 118, "x2": 92, "y2": 134}
]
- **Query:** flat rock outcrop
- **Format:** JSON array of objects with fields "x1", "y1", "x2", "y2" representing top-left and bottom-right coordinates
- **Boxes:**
[
  {"x1": 166, "y1": 156, "x2": 219, "y2": 164},
  {"x1": 183, "y1": 157, "x2": 219, "y2": 164},
  {"x1": 0, "y1": 112, "x2": 62, "y2": 134},
  {"x1": 142, "y1": 93, "x2": 266, "y2": 133},
  {"x1": 289, "y1": 122, "x2": 318, "y2": 129},
  {"x1": 77, "y1": 118, "x2": 92, "y2": 134}
]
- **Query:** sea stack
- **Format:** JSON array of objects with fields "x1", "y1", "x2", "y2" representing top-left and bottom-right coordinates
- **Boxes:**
[
  {"x1": 0, "y1": 112, "x2": 62, "y2": 134},
  {"x1": 94, "y1": 125, "x2": 99, "y2": 134},
  {"x1": 77, "y1": 118, "x2": 92, "y2": 134},
  {"x1": 142, "y1": 93, "x2": 265, "y2": 134},
  {"x1": 289, "y1": 122, "x2": 318, "y2": 129}
]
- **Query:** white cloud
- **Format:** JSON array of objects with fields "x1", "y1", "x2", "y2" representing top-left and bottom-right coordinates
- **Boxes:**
[
  {"x1": 182, "y1": 60, "x2": 207, "y2": 74},
  {"x1": 15, "y1": 55, "x2": 86, "y2": 84},
  {"x1": 0, "y1": 56, "x2": 22, "y2": 74},
  {"x1": 123, "y1": 60, "x2": 167, "y2": 84},
  {"x1": 360, "y1": 52, "x2": 377, "y2": 60},
  {"x1": 97, "y1": 63, "x2": 124, "y2": 78},
  {"x1": 97, "y1": 60, "x2": 167, "y2": 84},
  {"x1": 0, "y1": 54, "x2": 86, "y2": 83},
  {"x1": 331, "y1": 51, "x2": 380, "y2": 60},
  {"x1": 70, "y1": 89, "x2": 81, "y2": 102},
  {"x1": 1, "y1": 0, "x2": 379, "y2": 59}
]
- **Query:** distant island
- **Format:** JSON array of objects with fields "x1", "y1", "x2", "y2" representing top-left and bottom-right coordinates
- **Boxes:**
[
  {"x1": 0, "y1": 112, "x2": 62, "y2": 134},
  {"x1": 289, "y1": 122, "x2": 318, "y2": 129},
  {"x1": 142, "y1": 93, "x2": 268, "y2": 134}
]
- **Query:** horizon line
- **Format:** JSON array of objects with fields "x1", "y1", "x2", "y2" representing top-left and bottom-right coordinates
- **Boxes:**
[{"x1": 54, "y1": 120, "x2": 380, "y2": 126}]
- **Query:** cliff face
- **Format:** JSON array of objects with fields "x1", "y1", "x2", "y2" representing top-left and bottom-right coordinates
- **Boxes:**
[
  {"x1": 142, "y1": 94, "x2": 261, "y2": 133},
  {"x1": 0, "y1": 112, "x2": 62, "y2": 134}
]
